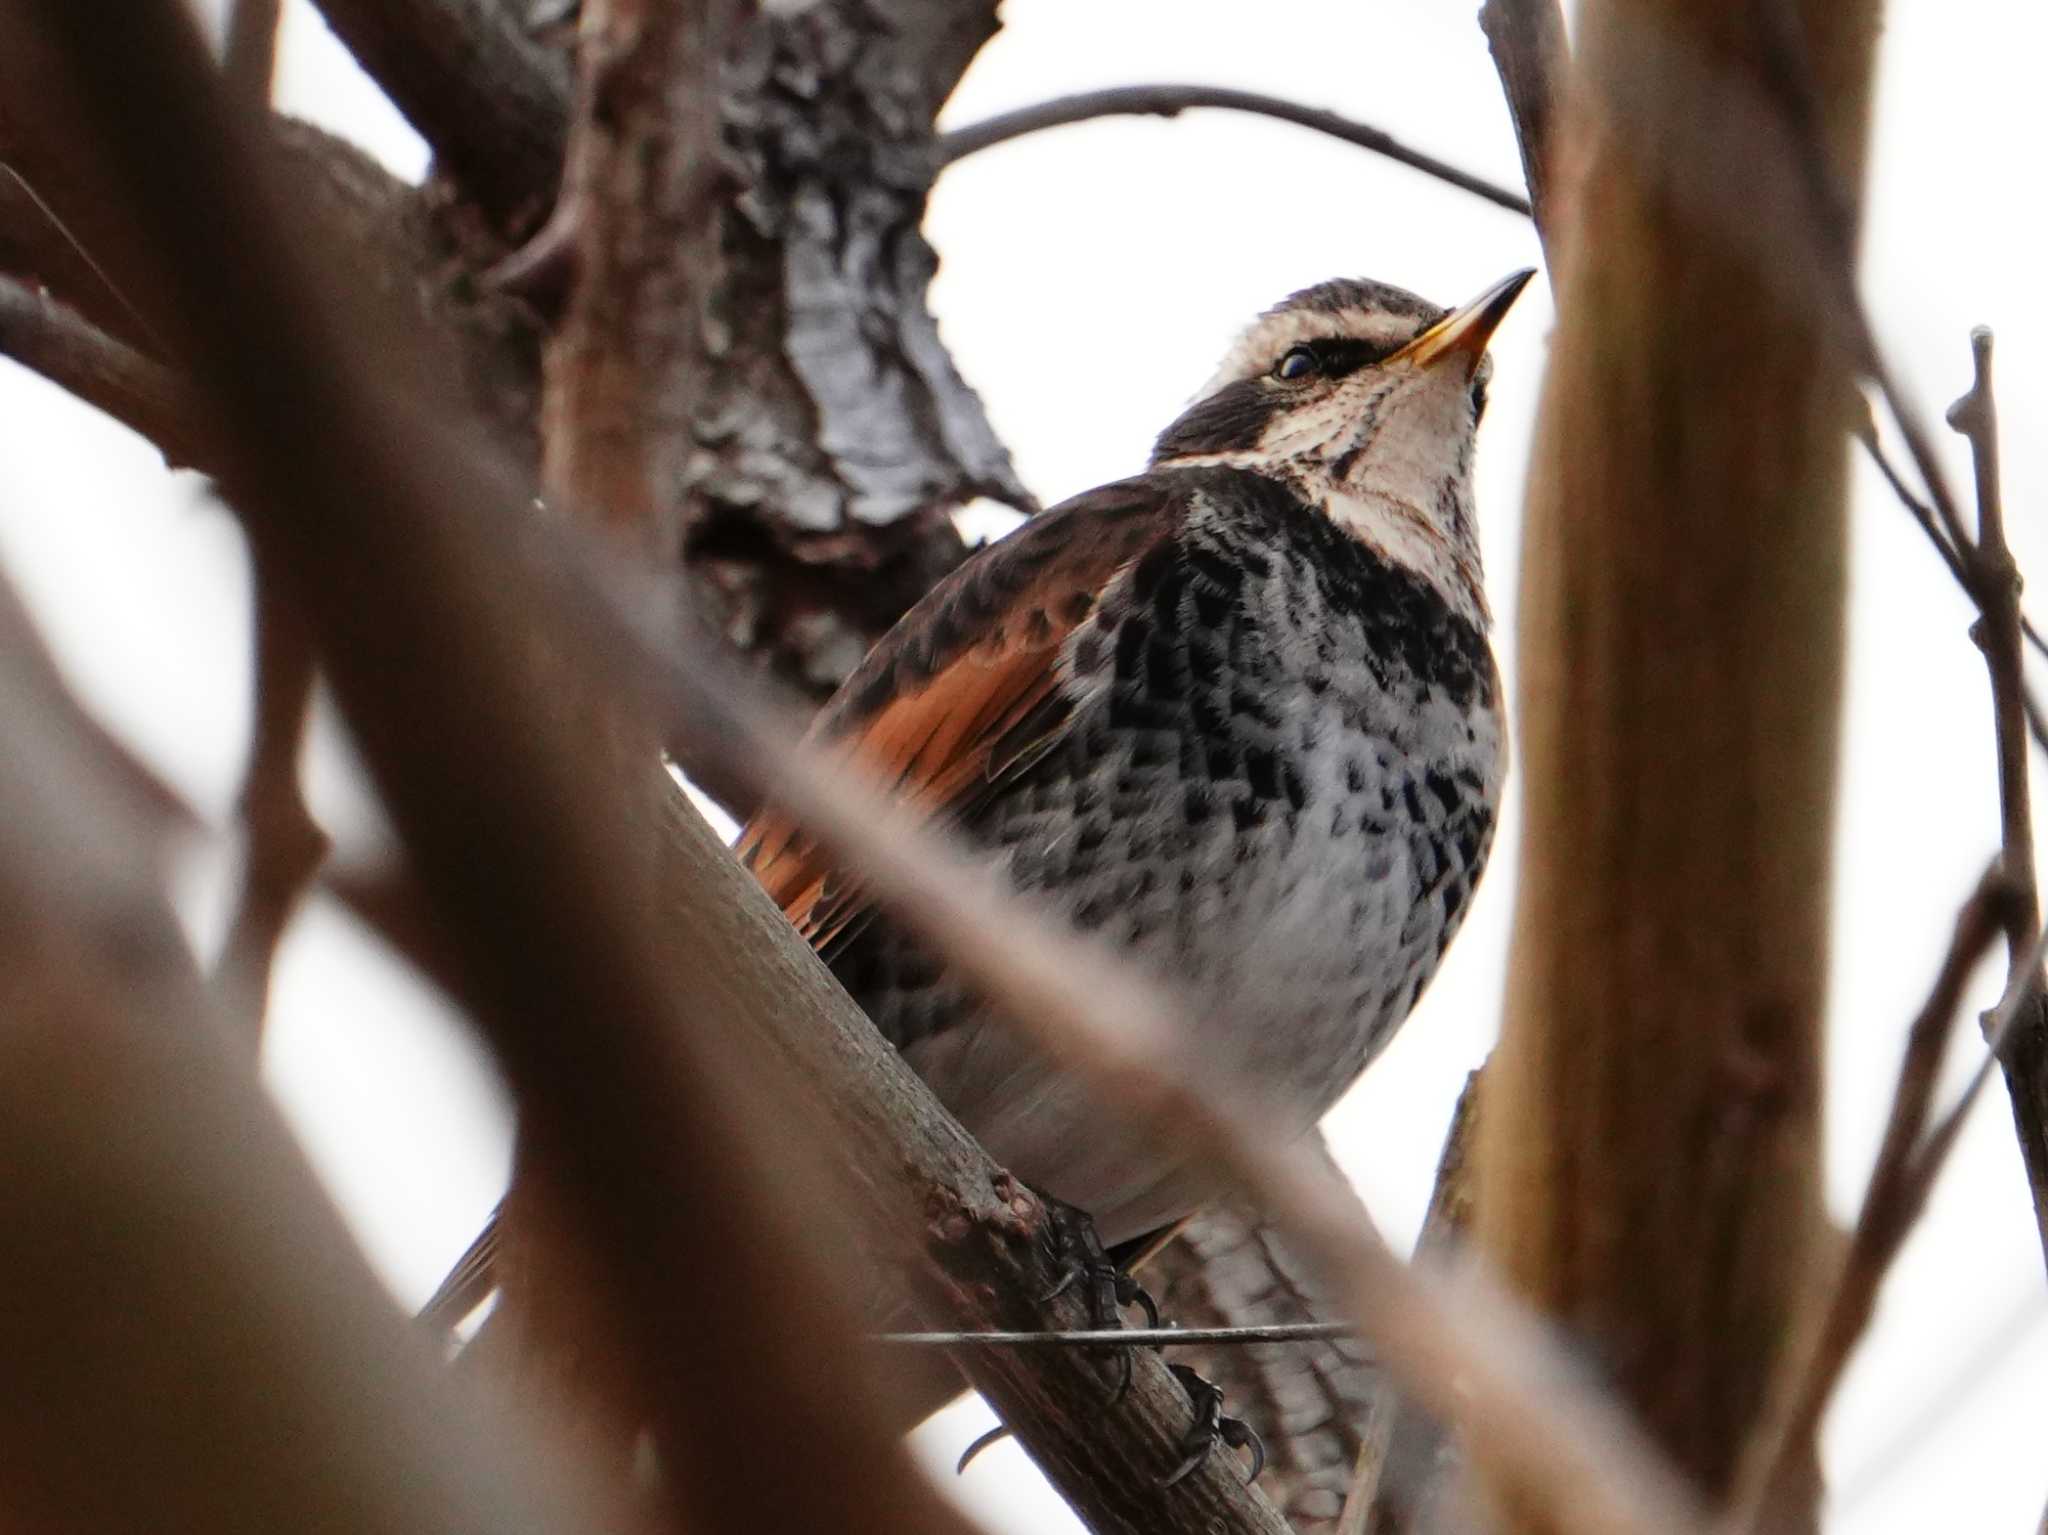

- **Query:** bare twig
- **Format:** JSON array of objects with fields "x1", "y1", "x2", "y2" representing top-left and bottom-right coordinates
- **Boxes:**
[
  {"x1": 1476, "y1": 0, "x2": 1568, "y2": 246},
  {"x1": 937, "y1": 84, "x2": 1533, "y2": 215},
  {"x1": 1737, "y1": 866, "x2": 2011, "y2": 1528},
  {"x1": 213, "y1": 555, "x2": 326, "y2": 1049},
  {"x1": 223, "y1": 0, "x2": 281, "y2": 105},
  {"x1": 1853, "y1": 411, "x2": 1968, "y2": 587},
  {"x1": 0, "y1": 275, "x2": 207, "y2": 464},
  {"x1": 1938, "y1": 326, "x2": 2048, "y2": 1265},
  {"x1": 1949, "y1": 329, "x2": 2041, "y2": 963}
]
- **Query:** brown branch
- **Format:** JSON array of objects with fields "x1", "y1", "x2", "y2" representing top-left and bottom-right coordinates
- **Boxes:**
[
  {"x1": 303, "y1": 0, "x2": 570, "y2": 228},
  {"x1": 1, "y1": 10, "x2": 1293, "y2": 1535},
  {"x1": 0, "y1": 276, "x2": 207, "y2": 463},
  {"x1": 1, "y1": 9, "x2": 980, "y2": 1535},
  {"x1": 1340, "y1": 1075, "x2": 1480, "y2": 1535},
  {"x1": 1476, "y1": 0, "x2": 1569, "y2": 248},
  {"x1": 0, "y1": 570, "x2": 629, "y2": 1535},
  {"x1": 213, "y1": 554, "x2": 326, "y2": 1050},
  {"x1": 1142, "y1": 1137, "x2": 1386, "y2": 1533},
  {"x1": 935, "y1": 85, "x2": 1533, "y2": 216},
  {"x1": 1736, "y1": 867, "x2": 2010, "y2": 1528},
  {"x1": 223, "y1": 0, "x2": 281, "y2": 105},
  {"x1": 643, "y1": 582, "x2": 1710, "y2": 1535},
  {"x1": 1475, "y1": 0, "x2": 1880, "y2": 1523}
]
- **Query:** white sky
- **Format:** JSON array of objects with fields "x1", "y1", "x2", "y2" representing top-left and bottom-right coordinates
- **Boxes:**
[{"x1": 2, "y1": 3, "x2": 2045, "y2": 1532}]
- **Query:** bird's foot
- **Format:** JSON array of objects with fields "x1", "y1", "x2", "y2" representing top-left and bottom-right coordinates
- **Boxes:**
[
  {"x1": 1038, "y1": 1194, "x2": 1159, "y2": 1404},
  {"x1": 1161, "y1": 1364, "x2": 1265, "y2": 1488}
]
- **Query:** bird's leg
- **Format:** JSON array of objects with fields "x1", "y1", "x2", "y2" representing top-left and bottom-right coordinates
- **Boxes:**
[
  {"x1": 1038, "y1": 1193, "x2": 1160, "y2": 1331},
  {"x1": 1161, "y1": 1364, "x2": 1265, "y2": 1488}
]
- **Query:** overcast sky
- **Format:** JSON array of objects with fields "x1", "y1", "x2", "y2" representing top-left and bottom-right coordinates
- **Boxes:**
[{"x1": 2, "y1": 3, "x2": 2045, "y2": 1532}]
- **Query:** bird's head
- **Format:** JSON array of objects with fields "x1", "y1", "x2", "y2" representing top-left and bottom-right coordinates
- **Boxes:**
[{"x1": 1151, "y1": 269, "x2": 1535, "y2": 620}]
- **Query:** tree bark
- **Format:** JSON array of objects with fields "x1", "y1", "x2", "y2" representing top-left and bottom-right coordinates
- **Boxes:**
[{"x1": 1475, "y1": 0, "x2": 1879, "y2": 1525}]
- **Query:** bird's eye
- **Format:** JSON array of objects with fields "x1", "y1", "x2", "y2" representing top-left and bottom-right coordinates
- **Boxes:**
[{"x1": 1274, "y1": 346, "x2": 1319, "y2": 381}]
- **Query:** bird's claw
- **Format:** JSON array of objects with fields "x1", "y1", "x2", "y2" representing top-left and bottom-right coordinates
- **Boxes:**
[
  {"x1": 1037, "y1": 1195, "x2": 1158, "y2": 1404},
  {"x1": 1161, "y1": 1364, "x2": 1265, "y2": 1488}
]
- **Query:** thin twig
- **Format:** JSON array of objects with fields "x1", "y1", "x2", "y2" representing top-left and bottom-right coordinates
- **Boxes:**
[
  {"x1": 1738, "y1": 866, "x2": 2011, "y2": 1528},
  {"x1": 1853, "y1": 410, "x2": 1968, "y2": 588},
  {"x1": 935, "y1": 84, "x2": 1533, "y2": 216},
  {"x1": 1942, "y1": 326, "x2": 2048, "y2": 1271},
  {"x1": 875, "y1": 1322, "x2": 1363, "y2": 1349},
  {"x1": 223, "y1": 0, "x2": 281, "y2": 105}
]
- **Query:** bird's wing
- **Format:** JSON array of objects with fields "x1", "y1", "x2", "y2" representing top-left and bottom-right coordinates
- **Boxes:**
[
  {"x1": 737, "y1": 475, "x2": 1180, "y2": 954},
  {"x1": 420, "y1": 477, "x2": 1189, "y2": 1335}
]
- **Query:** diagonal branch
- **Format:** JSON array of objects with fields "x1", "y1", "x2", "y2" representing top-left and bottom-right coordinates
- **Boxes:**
[
  {"x1": 303, "y1": 0, "x2": 569, "y2": 227},
  {"x1": 1736, "y1": 867, "x2": 2011, "y2": 1527},
  {"x1": 935, "y1": 85, "x2": 1532, "y2": 216},
  {"x1": 0, "y1": 275, "x2": 208, "y2": 464}
]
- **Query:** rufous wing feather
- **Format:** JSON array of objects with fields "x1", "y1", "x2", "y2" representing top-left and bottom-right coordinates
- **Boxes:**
[{"x1": 737, "y1": 478, "x2": 1181, "y2": 951}]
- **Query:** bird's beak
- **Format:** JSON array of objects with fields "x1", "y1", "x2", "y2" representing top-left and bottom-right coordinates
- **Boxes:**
[{"x1": 1390, "y1": 268, "x2": 1538, "y2": 374}]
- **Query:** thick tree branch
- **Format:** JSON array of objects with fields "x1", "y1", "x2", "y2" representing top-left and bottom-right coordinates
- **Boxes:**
[
  {"x1": 224, "y1": 0, "x2": 282, "y2": 105},
  {"x1": 1476, "y1": 2, "x2": 1880, "y2": 1525},
  {"x1": 935, "y1": 85, "x2": 1532, "y2": 216},
  {"x1": 1477, "y1": 0, "x2": 1569, "y2": 250},
  {"x1": 304, "y1": 0, "x2": 569, "y2": 227}
]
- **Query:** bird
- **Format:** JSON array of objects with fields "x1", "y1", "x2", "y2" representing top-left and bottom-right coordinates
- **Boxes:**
[
  {"x1": 739, "y1": 268, "x2": 1529, "y2": 1259},
  {"x1": 423, "y1": 271, "x2": 1530, "y2": 1452}
]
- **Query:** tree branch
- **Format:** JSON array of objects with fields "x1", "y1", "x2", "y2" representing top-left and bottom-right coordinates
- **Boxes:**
[
  {"x1": 1142, "y1": 1139, "x2": 1387, "y2": 1533},
  {"x1": 304, "y1": 0, "x2": 570, "y2": 228},
  {"x1": 1946, "y1": 326, "x2": 2048, "y2": 1267},
  {"x1": 935, "y1": 85, "x2": 1532, "y2": 216},
  {"x1": 1477, "y1": 0, "x2": 1569, "y2": 250},
  {"x1": 0, "y1": 568, "x2": 628, "y2": 1535},
  {"x1": 1736, "y1": 867, "x2": 2010, "y2": 1528},
  {"x1": 1475, "y1": 1, "x2": 1880, "y2": 1523},
  {"x1": 223, "y1": 0, "x2": 281, "y2": 106},
  {"x1": 0, "y1": 275, "x2": 209, "y2": 464}
]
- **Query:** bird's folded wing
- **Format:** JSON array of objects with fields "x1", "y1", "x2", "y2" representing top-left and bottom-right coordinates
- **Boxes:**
[{"x1": 737, "y1": 476, "x2": 1179, "y2": 953}]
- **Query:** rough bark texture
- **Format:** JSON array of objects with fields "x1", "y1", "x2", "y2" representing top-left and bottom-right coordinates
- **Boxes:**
[
  {"x1": 1476, "y1": 0, "x2": 1879, "y2": 1522},
  {"x1": 306, "y1": 0, "x2": 570, "y2": 227},
  {"x1": 1144, "y1": 1138, "x2": 1384, "y2": 1534},
  {"x1": 306, "y1": 0, "x2": 1028, "y2": 709},
  {"x1": 1342, "y1": 1078, "x2": 1479, "y2": 1535}
]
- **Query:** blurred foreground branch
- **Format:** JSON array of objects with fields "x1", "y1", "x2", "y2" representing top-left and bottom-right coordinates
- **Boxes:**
[{"x1": 1479, "y1": 3, "x2": 1878, "y2": 1528}]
